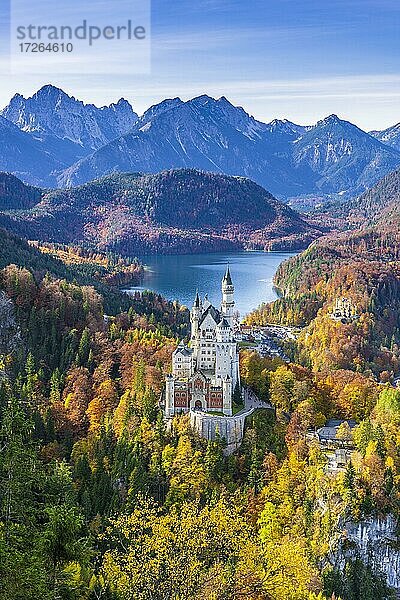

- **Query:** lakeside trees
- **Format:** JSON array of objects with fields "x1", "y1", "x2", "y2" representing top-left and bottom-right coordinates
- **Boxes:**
[{"x1": 0, "y1": 250, "x2": 398, "y2": 599}]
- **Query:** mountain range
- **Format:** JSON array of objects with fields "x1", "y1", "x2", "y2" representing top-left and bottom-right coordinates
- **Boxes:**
[
  {"x1": 0, "y1": 169, "x2": 321, "y2": 254},
  {"x1": 1, "y1": 85, "x2": 399, "y2": 202},
  {"x1": 370, "y1": 123, "x2": 400, "y2": 152},
  {"x1": 62, "y1": 105, "x2": 400, "y2": 203},
  {"x1": 0, "y1": 85, "x2": 138, "y2": 185}
]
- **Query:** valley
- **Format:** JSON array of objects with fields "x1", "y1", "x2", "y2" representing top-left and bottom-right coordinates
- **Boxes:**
[
  {"x1": 1, "y1": 84, "x2": 400, "y2": 600},
  {"x1": 1, "y1": 0, "x2": 400, "y2": 592}
]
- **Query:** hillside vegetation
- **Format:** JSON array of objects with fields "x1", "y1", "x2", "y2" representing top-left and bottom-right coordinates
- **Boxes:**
[
  {"x1": 248, "y1": 168, "x2": 400, "y2": 380},
  {"x1": 0, "y1": 252, "x2": 397, "y2": 600},
  {"x1": 0, "y1": 169, "x2": 322, "y2": 254}
]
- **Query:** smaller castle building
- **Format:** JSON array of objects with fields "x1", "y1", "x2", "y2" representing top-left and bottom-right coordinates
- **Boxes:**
[
  {"x1": 164, "y1": 267, "x2": 240, "y2": 418},
  {"x1": 330, "y1": 297, "x2": 359, "y2": 323}
]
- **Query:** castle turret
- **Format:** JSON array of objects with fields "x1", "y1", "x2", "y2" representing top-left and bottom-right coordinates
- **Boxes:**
[
  {"x1": 221, "y1": 266, "x2": 235, "y2": 327},
  {"x1": 191, "y1": 291, "x2": 202, "y2": 341},
  {"x1": 215, "y1": 318, "x2": 232, "y2": 384}
]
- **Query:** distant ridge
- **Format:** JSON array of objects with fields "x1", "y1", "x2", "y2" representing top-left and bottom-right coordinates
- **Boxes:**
[
  {"x1": 370, "y1": 123, "x2": 400, "y2": 152},
  {"x1": 0, "y1": 85, "x2": 139, "y2": 186},
  {"x1": 342, "y1": 166, "x2": 400, "y2": 223},
  {"x1": 0, "y1": 169, "x2": 322, "y2": 255},
  {"x1": 1, "y1": 86, "x2": 400, "y2": 200},
  {"x1": 60, "y1": 99, "x2": 400, "y2": 199}
]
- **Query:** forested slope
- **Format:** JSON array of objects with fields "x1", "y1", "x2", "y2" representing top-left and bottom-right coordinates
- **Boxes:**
[{"x1": 0, "y1": 170, "x2": 322, "y2": 254}]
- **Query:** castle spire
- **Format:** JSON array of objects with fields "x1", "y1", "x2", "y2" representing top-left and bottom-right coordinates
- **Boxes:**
[
  {"x1": 223, "y1": 264, "x2": 233, "y2": 287},
  {"x1": 221, "y1": 265, "x2": 235, "y2": 327},
  {"x1": 194, "y1": 289, "x2": 200, "y2": 308}
]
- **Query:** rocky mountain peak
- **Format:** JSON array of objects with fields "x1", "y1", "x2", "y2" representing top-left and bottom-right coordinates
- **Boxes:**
[{"x1": 0, "y1": 86, "x2": 138, "y2": 151}]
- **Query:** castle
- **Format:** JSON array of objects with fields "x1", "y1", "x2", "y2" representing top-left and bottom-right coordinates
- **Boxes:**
[
  {"x1": 330, "y1": 297, "x2": 359, "y2": 323},
  {"x1": 164, "y1": 266, "x2": 240, "y2": 418}
]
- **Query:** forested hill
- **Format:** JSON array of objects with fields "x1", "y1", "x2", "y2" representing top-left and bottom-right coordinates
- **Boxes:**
[
  {"x1": 1, "y1": 181, "x2": 400, "y2": 600},
  {"x1": 341, "y1": 166, "x2": 400, "y2": 222},
  {"x1": 0, "y1": 227, "x2": 73, "y2": 274},
  {"x1": 0, "y1": 227, "x2": 192, "y2": 347},
  {"x1": 0, "y1": 172, "x2": 42, "y2": 210},
  {"x1": 315, "y1": 166, "x2": 400, "y2": 227},
  {"x1": 0, "y1": 227, "x2": 127, "y2": 314},
  {"x1": 36, "y1": 170, "x2": 302, "y2": 228},
  {"x1": 247, "y1": 166, "x2": 400, "y2": 379},
  {"x1": 0, "y1": 169, "x2": 322, "y2": 254}
]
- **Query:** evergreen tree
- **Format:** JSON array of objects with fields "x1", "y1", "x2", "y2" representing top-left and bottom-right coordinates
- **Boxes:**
[{"x1": 233, "y1": 381, "x2": 243, "y2": 407}]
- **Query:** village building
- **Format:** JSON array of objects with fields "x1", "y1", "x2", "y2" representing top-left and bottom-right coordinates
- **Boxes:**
[{"x1": 308, "y1": 419, "x2": 357, "y2": 473}]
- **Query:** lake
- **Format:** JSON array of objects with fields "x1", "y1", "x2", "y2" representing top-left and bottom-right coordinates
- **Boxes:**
[{"x1": 126, "y1": 251, "x2": 296, "y2": 316}]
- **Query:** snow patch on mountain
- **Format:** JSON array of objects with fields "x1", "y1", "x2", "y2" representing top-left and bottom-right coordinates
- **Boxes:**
[{"x1": 370, "y1": 123, "x2": 400, "y2": 152}]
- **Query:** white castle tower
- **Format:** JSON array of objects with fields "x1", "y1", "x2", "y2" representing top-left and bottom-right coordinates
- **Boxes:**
[
  {"x1": 164, "y1": 266, "x2": 240, "y2": 417},
  {"x1": 221, "y1": 266, "x2": 235, "y2": 328}
]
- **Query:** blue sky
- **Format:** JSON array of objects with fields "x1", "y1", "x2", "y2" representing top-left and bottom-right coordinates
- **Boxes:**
[{"x1": 0, "y1": 0, "x2": 399, "y2": 129}]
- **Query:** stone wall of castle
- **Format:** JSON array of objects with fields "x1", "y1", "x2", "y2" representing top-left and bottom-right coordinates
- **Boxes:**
[{"x1": 189, "y1": 408, "x2": 254, "y2": 455}]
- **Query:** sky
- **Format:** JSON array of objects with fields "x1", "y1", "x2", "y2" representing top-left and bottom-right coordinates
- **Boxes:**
[{"x1": 0, "y1": 0, "x2": 399, "y2": 130}]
